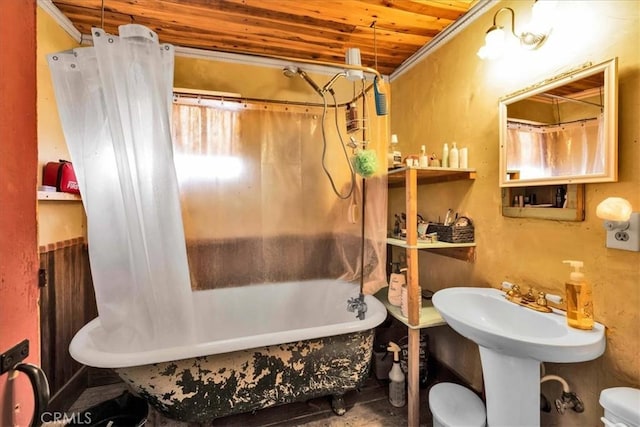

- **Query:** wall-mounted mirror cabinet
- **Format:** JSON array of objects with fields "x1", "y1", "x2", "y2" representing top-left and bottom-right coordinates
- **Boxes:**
[{"x1": 499, "y1": 58, "x2": 618, "y2": 187}]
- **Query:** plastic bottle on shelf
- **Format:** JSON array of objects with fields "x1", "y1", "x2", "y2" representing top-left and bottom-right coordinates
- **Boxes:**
[
  {"x1": 449, "y1": 141, "x2": 459, "y2": 168},
  {"x1": 388, "y1": 134, "x2": 402, "y2": 169},
  {"x1": 442, "y1": 143, "x2": 449, "y2": 168},
  {"x1": 419, "y1": 145, "x2": 429, "y2": 168},
  {"x1": 460, "y1": 147, "x2": 468, "y2": 169}
]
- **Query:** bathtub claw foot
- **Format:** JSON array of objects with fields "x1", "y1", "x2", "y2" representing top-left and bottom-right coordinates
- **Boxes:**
[{"x1": 331, "y1": 394, "x2": 347, "y2": 416}]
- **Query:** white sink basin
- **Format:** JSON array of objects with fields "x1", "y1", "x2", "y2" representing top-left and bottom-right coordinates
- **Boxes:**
[
  {"x1": 433, "y1": 287, "x2": 606, "y2": 426},
  {"x1": 432, "y1": 287, "x2": 605, "y2": 363}
]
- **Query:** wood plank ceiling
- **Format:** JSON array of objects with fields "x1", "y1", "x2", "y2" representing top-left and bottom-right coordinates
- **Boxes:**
[{"x1": 52, "y1": 0, "x2": 476, "y2": 75}]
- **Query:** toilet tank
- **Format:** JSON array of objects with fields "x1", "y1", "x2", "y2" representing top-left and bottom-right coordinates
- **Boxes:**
[{"x1": 600, "y1": 387, "x2": 640, "y2": 427}]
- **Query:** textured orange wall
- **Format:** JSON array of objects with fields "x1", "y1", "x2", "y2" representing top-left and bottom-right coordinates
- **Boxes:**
[
  {"x1": 0, "y1": 0, "x2": 40, "y2": 425},
  {"x1": 390, "y1": 1, "x2": 639, "y2": 425}
]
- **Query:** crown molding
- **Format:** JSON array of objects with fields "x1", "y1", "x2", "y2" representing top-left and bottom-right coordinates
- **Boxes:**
[
  {"x1": 390, "y1": 0, "x2": 495, "y2": 81},
  {"x1": 37, "y1": 0, "x2": 82, "y2": 43},
  {"x1": 174, "y1": 46, "x2": 350, "y2": 78}
]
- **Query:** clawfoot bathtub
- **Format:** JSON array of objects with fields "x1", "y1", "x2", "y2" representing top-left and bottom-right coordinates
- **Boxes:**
[{"x1": 70, "y1": 279, "x2": 386, "y2": 422}]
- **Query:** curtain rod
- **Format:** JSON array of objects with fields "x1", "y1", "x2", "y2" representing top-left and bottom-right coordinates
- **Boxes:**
[
  {"x1": 508, "y1": 116, "x2": 600, "y2": 128},
  {"x1": 173, "y1": 83, "x2": 374, "y2": 109},
  {"x1": 539, "y1": 92, "x2": 603, "y2": 108},
  {"x1": 174, "y1": 93, "x2": 334, "y2": 109}
]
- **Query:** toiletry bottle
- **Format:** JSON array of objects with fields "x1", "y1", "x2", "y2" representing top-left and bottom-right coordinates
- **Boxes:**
[
  {"x1": 449, "y1": 141, "x2": 459, "y2": 168},
  {"x1": 387, "y1": 135, "x2": 397, "y2": 169},
  {"x1": 555, "y1": 186, "x2": 566, "y2": 208},
  {"x1": 442, "y1": 143, "x2": 449, "y2": 168},
  {"x1": 388, "y1": 263, "x2": 405, "y2": 306},
  {"x1": 419, "y1": 145, "x2": 429, "y2": 168},
  {"x1": 460, "y1": 147, "x2": 468, "y2": 169},
  {"x1": 388, "y1": 134, "x2": 402, "y2": 168},
  {"x1": 563, "y1": 260, "x2": 594, "y2": 330},
  {"x1": 387, "y1": 341, "x2": 406, "y2": 408},
  {"x1": 346, "y1": 102, "x2": 358, "y2": 133}
]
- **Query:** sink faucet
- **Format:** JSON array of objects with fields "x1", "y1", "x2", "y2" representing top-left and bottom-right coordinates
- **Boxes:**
[{"x1": 501, "y1": 282, "x2": 563, "y2": 313}]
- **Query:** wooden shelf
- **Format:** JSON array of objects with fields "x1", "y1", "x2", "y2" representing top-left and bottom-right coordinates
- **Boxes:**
[
  {"x1": 387, "y1": 238, "x2": 476, "y2": 262},
  {"x1": 37, "y1": 191, "x2": 81, "y2": 201},
  {"x1": 374, "y1": 289, "x2": 446, "y2": 330},
  {"x1": 501, "y1": 206, "x2": 583, "y2": 221},
  {"x1": 501, "y1": 184, "x2": 585, "y2": 221},
  {"x1": 387, "y1": 237, "x2": 475, "y2": 249},
  {"x1": 387, "y1": 166, "x2": 476, "y2": 188},
  {"x1": 386, "y1": 166, "x2": 476, "y2": 427}
]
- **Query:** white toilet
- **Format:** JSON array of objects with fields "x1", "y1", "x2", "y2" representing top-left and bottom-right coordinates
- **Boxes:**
[
  {"x1": 600, "y1": 387, "x2": 640, "y2": 427},
  {"x1": 429, "y1": 382, "x2": 486, "y2": 427}
]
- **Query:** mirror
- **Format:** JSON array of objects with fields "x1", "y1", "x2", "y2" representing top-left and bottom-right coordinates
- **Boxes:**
[{"x1": 499, "y1": 58, "x2": 618, "y2": 187}]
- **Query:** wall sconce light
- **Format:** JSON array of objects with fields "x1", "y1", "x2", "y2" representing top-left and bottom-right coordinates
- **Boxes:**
[
  {"x1": 477, "y1": 1, "x2": 556, "y2": 60},
  {"x1": 596, "y1": 197, "x2": 640, "y2": 252}
]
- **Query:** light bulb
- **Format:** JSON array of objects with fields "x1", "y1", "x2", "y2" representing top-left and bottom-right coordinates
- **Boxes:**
[
  {"x1": 528, "y1": 0, "x2": 556, "y2": 37},
  {"x1": 596, "y1": 197, "x2": 633, "y2": 222},
  {"x1": 477, "y1": 27, "x2": 506, "y2": 59}
]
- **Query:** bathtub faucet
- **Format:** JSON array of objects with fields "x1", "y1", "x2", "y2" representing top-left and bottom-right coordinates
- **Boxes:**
[{"x1": 347, "y1": 294, "x2": 367, "y2": 320}]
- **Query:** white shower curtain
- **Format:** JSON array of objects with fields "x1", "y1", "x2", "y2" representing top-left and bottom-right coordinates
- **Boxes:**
[
  {"x1": 48, "y1": 25, "x2": 195, "y2": 352},
  {"x1": 171, "y1": 98, "x2": 388, "y2": 294}
]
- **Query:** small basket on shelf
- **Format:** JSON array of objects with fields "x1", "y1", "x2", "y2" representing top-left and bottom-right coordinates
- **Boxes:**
[{"x1": 426, "y1": 216, "x2": 474, "y2": 243}]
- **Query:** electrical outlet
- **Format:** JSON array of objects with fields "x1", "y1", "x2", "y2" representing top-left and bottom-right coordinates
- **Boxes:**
[
  {"x1": 606, "y1": 212, "x2": 640, "y2": 251},
  {"x1": 1, "y1": 340, "x2": 29, "y2": 375}
]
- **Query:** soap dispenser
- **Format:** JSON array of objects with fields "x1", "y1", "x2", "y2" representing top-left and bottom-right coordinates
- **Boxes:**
[{"x1": 562, "y1": 260, "x2": 594, "y2": 330}]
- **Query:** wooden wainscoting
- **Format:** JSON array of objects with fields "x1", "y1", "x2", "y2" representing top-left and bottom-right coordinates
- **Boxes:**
[{"x1": 39, "y1": 238, "x2": 97, "y2": 410}]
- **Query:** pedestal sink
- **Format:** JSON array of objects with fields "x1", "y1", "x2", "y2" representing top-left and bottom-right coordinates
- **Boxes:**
[{"x1": 432, "y1": 287, "x2": 605, "y2": 427}]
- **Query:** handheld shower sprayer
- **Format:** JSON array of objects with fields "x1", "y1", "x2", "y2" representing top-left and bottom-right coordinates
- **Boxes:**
[
  {"x1": 322, "y1": 71, "x2": 347, "y2": 95},
  {"x1": 282, "y1": 65, "x2": 323, "y2": 96},
  {"x1": 283, "y1": 65, "x2": 349, "y2": 96}
]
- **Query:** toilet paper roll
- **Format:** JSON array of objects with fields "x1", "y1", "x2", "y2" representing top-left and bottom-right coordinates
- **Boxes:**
[{"x1": 460, "y1": 147, "x2": 468, "y2": 169}]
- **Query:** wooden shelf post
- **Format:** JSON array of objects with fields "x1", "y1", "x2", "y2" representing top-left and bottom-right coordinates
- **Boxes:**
[{"x1": 405, "y1": 168, "x2": 421, "y2": 426}]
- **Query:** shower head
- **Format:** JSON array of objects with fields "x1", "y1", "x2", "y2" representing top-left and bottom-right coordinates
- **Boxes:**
[
  {"x1": 283, "y1": 65, "x2": 323, "y2": 96},
  {"x1": 282, "y1": 65, "x2": 299, "y2": 78}
]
